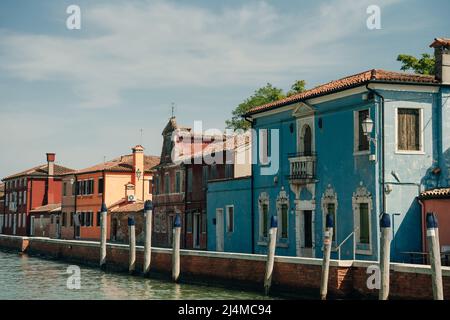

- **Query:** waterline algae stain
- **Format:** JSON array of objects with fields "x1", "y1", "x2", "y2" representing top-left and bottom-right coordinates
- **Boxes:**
[{"x1": 0, "y1": 251, "x2": 273, "y2": 300}]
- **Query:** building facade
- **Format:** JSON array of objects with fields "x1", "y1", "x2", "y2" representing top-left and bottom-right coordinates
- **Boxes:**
[
  {"x1": 59, "y1": 145, "x2": 159, "y2": 240},
  {"x1": 153, "y1": 117, "x2": 251, "y2": 250},
  {"x1": 1, "y1": 153, "x2": 73, "y2": 236},
  {"x1": 243, "y1": 38, "x2": 450, "y2": 262}
]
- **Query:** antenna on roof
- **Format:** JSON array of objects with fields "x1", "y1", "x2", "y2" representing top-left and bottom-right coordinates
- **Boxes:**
[
  {"x1": 140, "y1": 128, "x2": 143, "y2": 145},
  {"x1": 103, "y1": 156, "x2": 106, "y2": 163},
  {"x1": 171, "y1": 102, "x2": 176, "y2": 118}
]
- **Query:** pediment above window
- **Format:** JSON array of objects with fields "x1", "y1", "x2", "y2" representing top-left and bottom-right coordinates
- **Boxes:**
[{"x1": 292, "y1": 102, "x2": 315, "y2": 118}]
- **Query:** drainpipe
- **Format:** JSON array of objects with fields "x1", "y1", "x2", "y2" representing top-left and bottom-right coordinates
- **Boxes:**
[
  {"x1": 418, "y1": 198, "x2": 426, "y2": 254},
  {"x1": 365, "y1": 83, "x2": 385, "y2": 262},
  {"x1": 244, "y1": 116, "x2": 255, "y2": 254}
]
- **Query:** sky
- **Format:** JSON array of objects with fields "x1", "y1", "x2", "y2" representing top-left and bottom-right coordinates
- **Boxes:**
[{"x1": 0, "y1": 0, "x2": 449, "y2": 178}]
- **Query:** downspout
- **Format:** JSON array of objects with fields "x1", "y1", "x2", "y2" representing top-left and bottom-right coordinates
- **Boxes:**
[
  {"x1": 244, "y1": 116, "x2": 255, "y2": 254},
  {"x1": 417, "y1": 198, "x2": 426, "y2": 254},
  {"x1": 365, "y1": 83, "x2": 385, "y2": 262}
]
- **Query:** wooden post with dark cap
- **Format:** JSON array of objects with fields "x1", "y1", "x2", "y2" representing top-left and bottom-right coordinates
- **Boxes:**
[
  {"x1": 172, "y1": 214, "x2": 182, "y2": 282},
  {"x1": 426, "y1": 212, "x2": 444, "y2": 300},
  {"x1": 264, "y1": 215, "x2": 278, "y2": 295},
  {"x1": 379, "y1": 213, "x2": 391, "y2": 300},
  {"x1": 320, "y1": 213, "x2": 334, "y2": 300},
  {"x1": 99, "y1": 203, "x2": 108, "y2": 269},
  {"x1": 128, "y1": 215, "x2": 136, "y2": 274},
  {"x1": 143, "y1": 200, "x2": 153, "y2": 275}
]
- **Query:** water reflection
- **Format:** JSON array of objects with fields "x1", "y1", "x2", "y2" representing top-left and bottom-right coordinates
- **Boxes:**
[{"x1": 0, "y1": 251, "x2": 274, "y2": 300}]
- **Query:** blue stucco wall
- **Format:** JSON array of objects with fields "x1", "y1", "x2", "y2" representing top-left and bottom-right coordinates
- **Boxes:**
[
  {"x1": 207, "y1": 177, "x2": 252, "y2": 253},
  {"x1": 252, "y1": 110, "x2": 298, "y2": 256},
  {"x1": 313, "y1": 93, "x2": 378, "y2": 261},
  {"x1": 250, "y1": 85, "x2": 446, "y2": 262}
]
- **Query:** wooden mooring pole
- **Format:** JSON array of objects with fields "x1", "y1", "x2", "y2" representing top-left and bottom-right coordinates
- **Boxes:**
[
  {"x1": 172, "y1": 214, "x2": 181, "y2": 282},
  {"x1": 128, "y1": 216, "x2": 136, "y2": 274},
  {"x1": 143, "y1": 200, "x2": 153, "y2": 276},
  {"x1": 99, "y1": 203, "x2": 108, "y2": 269},
  {"x1": 379, "y1": 213, "x2": 391, "y2": 300},
  {"x1": 320, "y1": 213, "x2": 334, "y2": 300},
  {"x1": 264, "y1": 216, "x2": 278, "y2": 295},
  {"x1": 426, "y1": 212, "x2": 444, "y2": 300}
]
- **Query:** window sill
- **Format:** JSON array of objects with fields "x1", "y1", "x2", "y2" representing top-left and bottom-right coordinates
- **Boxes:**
[
  {"x1": 353, "y1": 150, "x2": 370, "y2": 156},
  {"x1": 356, "y1": 249, "x2": 373, "y2": 256},
  {"x1": 394, "y1": 150, "x2": 425, "y2": 155}
]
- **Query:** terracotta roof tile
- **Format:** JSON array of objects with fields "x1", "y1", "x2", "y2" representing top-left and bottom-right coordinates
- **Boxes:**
[
  {"x1": 30, "y1": 203, "x2": 62, "y2": 213},
  {"x1": 430, "y1": 37, "x2": 450, "y2": 48},
  {"x1": 419, "y1": 188, "x2": 450, "y2": 200},
  {"x1": 3, "y1": 164, "x2": 75, "y2": 180},
  {"x1": 110, "y1": 201, "x2": 144, "y2": 213},
  {"x1": 74, "y1": 155, "x2": 160, "y2": 175},
  {"x1": 246, "y1": 69, "x2": 437, "y2": 116}
]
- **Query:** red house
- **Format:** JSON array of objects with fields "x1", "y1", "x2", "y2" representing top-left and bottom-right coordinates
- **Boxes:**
[{"x1": 0, "y1": 153, "x2": 74, "y2": 236}]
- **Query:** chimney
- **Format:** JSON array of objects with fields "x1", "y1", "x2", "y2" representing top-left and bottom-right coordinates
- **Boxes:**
[
  {"x1": 430, "y1": 37, "x2": 450, "y2": 84},
  {"x1": 46, "y1": 153, "x2": 56, "y2": 204},
  {"x1": 132, "y1": 145, "x2": 145, "y2": 201}
]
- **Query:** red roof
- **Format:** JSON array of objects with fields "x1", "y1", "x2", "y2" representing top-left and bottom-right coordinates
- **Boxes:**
[
  {"x1": 430, "y1": 37, "x2": 450, "y2": 48},
  {"x1": 73, "y1": 154, "x2": 160, "y2": 175},
  {"x1": 3, "y1": 164, "x2": 74, "y2": 180},
  {"x1": 246, "y1": 69, "x2": 437, "y2": 116},
  {"x1": 30, "y1": 203, "x2": 61, "y2": 213},
  {"x1": 419, "y1": 188, "x2": 450, "y2": 200},
  {"x1": 110, "y1": 201, "x2": 144, "y2": 213}
]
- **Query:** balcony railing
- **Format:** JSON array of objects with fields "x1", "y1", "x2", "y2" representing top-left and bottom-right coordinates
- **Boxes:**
[{"x1": 287, "y1": 152, "x2": 317, "y2": 183}]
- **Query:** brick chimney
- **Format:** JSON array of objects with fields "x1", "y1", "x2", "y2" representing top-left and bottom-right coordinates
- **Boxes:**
[
  {"x1": 132, "y1": 145, "x2": 145, "y2": 201},
  {"x1": 430, "y1": 38, "x2": 450, "y2": 84},
  {"x1": 46, "y1": 153, "x2": 56, "y2": 204}
]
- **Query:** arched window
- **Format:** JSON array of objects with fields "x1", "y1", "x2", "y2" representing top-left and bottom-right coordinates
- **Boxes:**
[{"x1": 303, "y1": 125, "x2": 312, "y2": 156}]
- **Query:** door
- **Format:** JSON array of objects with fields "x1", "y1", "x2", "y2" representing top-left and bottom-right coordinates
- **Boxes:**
[
  {"x1": 13, "y1": 214, "x2": 17, "y2": 235},
  {"x1": 55, "y1": 216, "x2": 61, "y2": 239},
  {"x1": 216, "y1": 209, "x2": 224, "y2": 252},
  {"x1": 303, "y1": 125, "x2": 312, "y2": 156},
  {"x1": 168, "y1": 215, "x2": 174, "y2": 246},
  {"x1": 193, "y1": 213, "x2": 200, "y2": 249},
  {"x1": 304, "y1": 211, "x2": 313, "y2": 247},
  {"x1": 30, "y1": 216, "x2": 35, "y2": 236},
  {"x1": 112, "y1": 218, "x2": 118, "y2": 241}
]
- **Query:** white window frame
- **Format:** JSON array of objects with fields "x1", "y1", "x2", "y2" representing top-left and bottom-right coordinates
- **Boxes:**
[
  {"x1": 353, "y1": 109, "x2": 371, "y2": 156},
  {"x1": 321, "y1": 184, "x2": 338, "y2": 249},
  {"x1": 226, "y1": 205, "x2": 234, "y2": 233},
  {"x1": 395, "y1": 106, "x2": 425, "y2": 155},
  {"x1": 258, "y1": 192, "x2": 270, "y2": 241},
  {"x1": 276, "y1": 187, "x2": 289, "y2": 240},
  {"x1": 352, "y1": 184, "x2": 373, "y2": 255}
]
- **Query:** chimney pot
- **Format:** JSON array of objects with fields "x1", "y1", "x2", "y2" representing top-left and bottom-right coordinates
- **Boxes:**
[
  {"x1": 46, "y1": 153, "x2": 56, "y2": 163},
  {"x1": 430, "y1": 37, "x2": 450, "y2": 84}
]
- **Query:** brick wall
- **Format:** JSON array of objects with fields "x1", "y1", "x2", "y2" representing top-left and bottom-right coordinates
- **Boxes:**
[{"x1": 1, "y1": 235, "x2": 449, "y2": 300}]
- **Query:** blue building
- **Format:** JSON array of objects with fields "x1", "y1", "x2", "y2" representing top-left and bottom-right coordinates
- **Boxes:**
[
  {"x1": 207, "y1": 177, "x2": 252, "y2": 253},
  {"x1": 242, "y1": 38, "x2": 450, "y2": 262}
]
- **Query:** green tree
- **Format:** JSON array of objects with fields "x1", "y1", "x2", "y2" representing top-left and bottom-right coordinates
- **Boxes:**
[
  {"x1": 397, "y1": 53, "x2": 435, "y2": 75},
  {"x1": 225, "y1": 83, "x2": 285, "y2": 130},
  {"x1": 226, "y1": 80, "x2": 306, "y2": 130},
  {"x1": 287, "y1": 80, "x2": 306, "y2": 96}
]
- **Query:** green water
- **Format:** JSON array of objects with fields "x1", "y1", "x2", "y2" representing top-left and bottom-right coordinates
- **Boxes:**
[{"x1": 0, "y1": 250, "x2": 276, "y2": 300}]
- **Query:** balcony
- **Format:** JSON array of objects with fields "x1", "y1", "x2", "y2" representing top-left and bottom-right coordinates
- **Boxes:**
[{"x1": 287, "y1": 152, "x2": 317, "y2": 185}]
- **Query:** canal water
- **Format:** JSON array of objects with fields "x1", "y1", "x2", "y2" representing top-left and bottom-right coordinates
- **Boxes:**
[{"x1": 0, "y1": 250, "x2": 275, "y2": 300}]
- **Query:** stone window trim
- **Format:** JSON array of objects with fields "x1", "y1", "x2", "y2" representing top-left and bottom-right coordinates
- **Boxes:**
[
  {"x1": 276, "y1": 187, "x2": 289, "y2": 241},
  {"x1": 321, "y1": 184, "x2": 338, "y2": 250},
  {"x1": 394, "y1": 106, "x2": 425, "y2": 155},
  {"x1": 258, "y1": 192, "x2": 270, "y2": 241},
  {"x1": 352, "y1": 183, "x2": 373, "y2": 255},
  {"x1": 353, "y1": 108, "x2": 371, "y2": 156}
]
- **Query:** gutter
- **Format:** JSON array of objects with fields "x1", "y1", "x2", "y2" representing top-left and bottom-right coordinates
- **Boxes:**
[{"x1": 244, "y1": 116, "x2": 255, "y2": 254}]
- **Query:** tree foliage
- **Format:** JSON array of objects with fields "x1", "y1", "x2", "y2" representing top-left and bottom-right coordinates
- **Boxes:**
[
  {"x1": 226, "y1": 80, "x2": 306, "y2": 130},
  {"x1": 397, "y1": 53, "x2": 435, "y2": 75}
]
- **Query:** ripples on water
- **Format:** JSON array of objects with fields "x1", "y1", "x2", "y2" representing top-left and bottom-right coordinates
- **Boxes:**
[{"x1": 0, "y1": 251, "x2": 275, "y2": 300}]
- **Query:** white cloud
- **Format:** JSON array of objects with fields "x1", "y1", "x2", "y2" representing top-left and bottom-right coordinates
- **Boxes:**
[{"x1": 0, "y1": 0, "x2": 403, "y2": 108}]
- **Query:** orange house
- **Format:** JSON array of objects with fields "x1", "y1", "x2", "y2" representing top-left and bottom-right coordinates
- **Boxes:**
[
  {"x1": 59, "y1": 145, "x2": 159, "y2": 240},
  {"x1": 419, "y1": 188, "x2": 450, "y2": 260}
]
